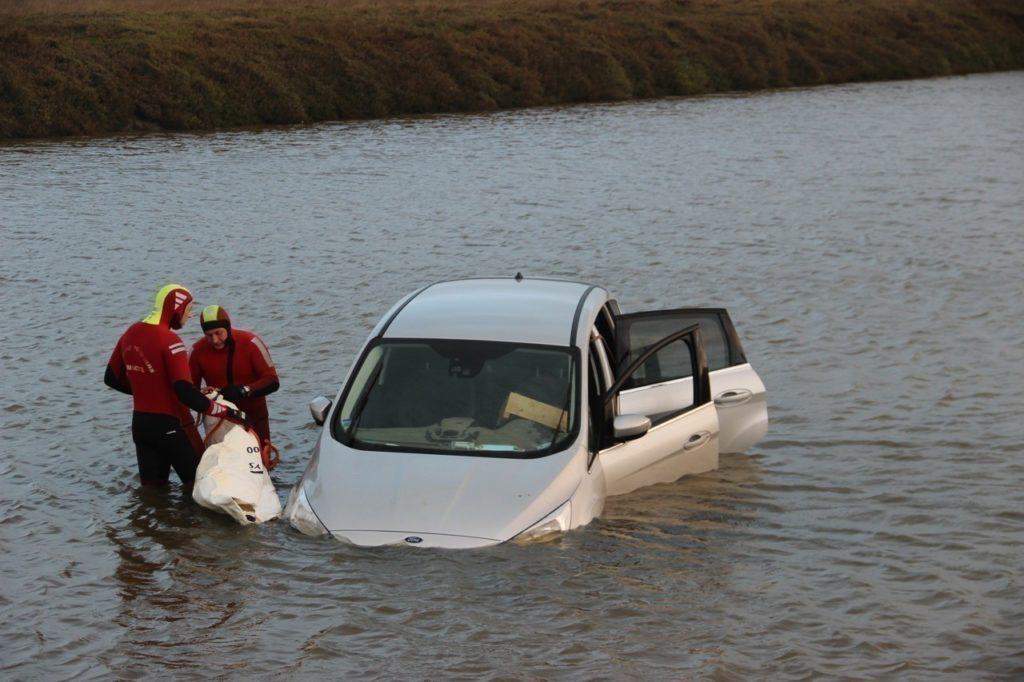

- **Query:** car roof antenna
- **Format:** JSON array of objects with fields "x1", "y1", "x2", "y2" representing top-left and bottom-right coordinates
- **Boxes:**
[{"x1": 514, "y1": 271, "x2": 524, "y2": 282}]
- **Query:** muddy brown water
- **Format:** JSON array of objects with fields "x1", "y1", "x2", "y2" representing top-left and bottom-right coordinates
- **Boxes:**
[{"x1": 1, "y1": 72, "x2": 1023, "y2": 679}]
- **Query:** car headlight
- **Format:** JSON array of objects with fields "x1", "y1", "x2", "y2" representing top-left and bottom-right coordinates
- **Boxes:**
[
  {"x1": 512, "y1": 501, "x2": 571, "y2": 544},
  {"x1": 284, "y1": 483, "x2": 328, "y2": 536}
]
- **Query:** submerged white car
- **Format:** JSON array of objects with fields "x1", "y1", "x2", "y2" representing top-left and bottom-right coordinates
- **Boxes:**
[{"x1": 285, "y1": 277, "x2": 766, "y2": 547}]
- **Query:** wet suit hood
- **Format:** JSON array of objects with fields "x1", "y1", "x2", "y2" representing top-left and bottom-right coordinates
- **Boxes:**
[
  {"x1": 200, "y1": 305, "x2": 231, "y2": 334},
  {"x1": 142, "y1": 283, "x2": 193, "y2": 329}
]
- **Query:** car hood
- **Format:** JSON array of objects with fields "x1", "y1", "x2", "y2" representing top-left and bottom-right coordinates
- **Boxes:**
[{"x1": 304, "y1": 436, "x2": 582, "y2": 544}]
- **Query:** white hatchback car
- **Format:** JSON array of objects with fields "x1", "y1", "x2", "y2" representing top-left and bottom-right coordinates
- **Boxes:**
[{"x1": 285, "y1": 277, "x2": 767, "y2": 547}]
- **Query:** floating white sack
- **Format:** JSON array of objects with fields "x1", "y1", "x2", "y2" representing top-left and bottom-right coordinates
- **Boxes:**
[{"x1": 192, "y1": 398, "x2": 282, "y2": 525}]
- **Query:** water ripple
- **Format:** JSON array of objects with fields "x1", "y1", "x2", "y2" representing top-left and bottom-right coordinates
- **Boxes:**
[{"x1": 1, "y1": 72, "x2": 1023, "y2": 679}]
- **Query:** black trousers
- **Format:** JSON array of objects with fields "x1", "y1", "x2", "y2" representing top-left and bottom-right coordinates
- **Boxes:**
[{"x1": 131, "y1": 412, "x2": 201, "y2": 485}]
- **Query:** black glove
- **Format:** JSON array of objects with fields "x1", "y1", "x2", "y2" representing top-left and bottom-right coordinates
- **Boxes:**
[
  {"x1": 220, "y1": 385, "x2": 249, "y2": 403},
  {"x1": 227, "y1": 407, "x2": 248, "y2": 425}
]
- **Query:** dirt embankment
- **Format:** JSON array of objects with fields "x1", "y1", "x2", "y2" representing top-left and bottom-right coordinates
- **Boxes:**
[{"x1": 1, "y1": 0, "x2": 1022, "y2": 139}]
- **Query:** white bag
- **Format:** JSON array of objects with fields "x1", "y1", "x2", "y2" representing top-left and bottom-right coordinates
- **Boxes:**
[{"x1": 192, "y1": 398, "x2": 282, "y2": 525}]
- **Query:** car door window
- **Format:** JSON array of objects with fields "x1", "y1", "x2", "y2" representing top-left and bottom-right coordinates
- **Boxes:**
[
  {"x1": 619, "y1": 336, "x2": 694, "y2": 424},
  {"x1": 624, "y1": 332, "x2": 694, "y2": 389},
  {"x1": 681, "y1": 313, "x2": 729, "y2": 371},
  {"x1": 606, "y1": 324, "x2": 710, "y2": 428},
  {"x1": 615, "y1": 308, "x2": 745, "y2": 373}
]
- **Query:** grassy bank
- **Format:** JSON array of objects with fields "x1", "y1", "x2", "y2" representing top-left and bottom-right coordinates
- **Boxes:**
[{"x1": 1, "y1": 0, "x2": 1022, "y2": 139}]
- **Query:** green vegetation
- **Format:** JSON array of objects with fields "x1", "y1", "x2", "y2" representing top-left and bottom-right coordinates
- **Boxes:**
[{"x1": 1, "y1": 0, "x2": 1022, "y2": 139}]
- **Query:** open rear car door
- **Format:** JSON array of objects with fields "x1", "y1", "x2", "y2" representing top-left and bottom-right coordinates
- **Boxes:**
[{"x1": 614, "y1": 308, "x2": 766, "y2": 454}]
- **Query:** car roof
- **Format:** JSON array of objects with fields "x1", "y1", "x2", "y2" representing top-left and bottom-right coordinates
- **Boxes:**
[{"x1": 381, "y1": 277, "x2": 603, "y2": 347}]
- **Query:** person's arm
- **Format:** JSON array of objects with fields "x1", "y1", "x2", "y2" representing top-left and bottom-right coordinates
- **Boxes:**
[
  {"x1": 105, "y1": 365, "x2": 132, "y2": 395},
  {"x1": 172, "y1": 380, "x2": 243, "y2": 420},
  {"x1": 104, "y1": 336, "x2": 132, "y2": 395},
  {"x1": 222, "y1": 335, "x2": 279, "y2": 401},
  {"x1": 172, "y1": 379, "x2": 210, "y2": 413},
  {"x1": 166, "y1": 339, "x2": 243, "y2": 420}
]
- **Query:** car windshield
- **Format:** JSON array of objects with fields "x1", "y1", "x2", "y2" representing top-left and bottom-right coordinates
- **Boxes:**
[{"x1": 334, "y1": 340, "x2": 577, "y2": 457}]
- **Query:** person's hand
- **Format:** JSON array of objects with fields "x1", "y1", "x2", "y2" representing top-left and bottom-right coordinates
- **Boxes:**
[
  {"x1": 226, "y1": 407, "x2": 247, "y2": 424},
  {"x1": 220, "y1": 385, "x2": 249, "y2": 402},
  {"x1": 202, "y1": 386, "x2": 219, "y2": 396},
  {"x1": 206, "y1": 401, "x2": 246, "y2": 424}
]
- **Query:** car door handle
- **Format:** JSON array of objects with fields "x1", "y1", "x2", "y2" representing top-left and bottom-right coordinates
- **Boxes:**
[
  {"x1": 684, "y1": 431, "x2": 711, "y2": 450},
  {"x1": 714, "y1": 389, "x2": 752, "y2": 406}
]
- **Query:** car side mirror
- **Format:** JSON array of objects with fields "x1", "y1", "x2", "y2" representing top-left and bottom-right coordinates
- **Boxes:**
[
  {"x1": 309, "y1": 396, "x2": 332, "y2": 426},
  {"x1": 613, "y1": 414, "x2": 651, "y2": 441}
]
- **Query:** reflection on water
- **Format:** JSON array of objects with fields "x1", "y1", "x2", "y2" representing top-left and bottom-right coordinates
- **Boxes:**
[
  {"x1": 106, "y1": 490, "x2": 267, "y2": 674},
  {"x1": 2, "y1": 71, "x2": 1023, "y2": 678},
  {"x1": 108, "y1": 488, "x2": 183, "y2": 605}
]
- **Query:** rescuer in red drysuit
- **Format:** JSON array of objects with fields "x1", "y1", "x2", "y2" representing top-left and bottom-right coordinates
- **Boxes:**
[
  {"x1": 104, "y1": 284, "x2": 245, "y2": 487},
  {"x1": 189, "y1": 305, "x2": 280, "y2": 448}
]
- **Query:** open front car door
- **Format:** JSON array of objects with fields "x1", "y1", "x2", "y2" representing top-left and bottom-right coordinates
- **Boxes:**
[
  {"x1": 597, "y1": 323, "x2": 720, "y2": 497},
  {"x1": 613, "y1": 308, "x2": 767, "y2": 454}
]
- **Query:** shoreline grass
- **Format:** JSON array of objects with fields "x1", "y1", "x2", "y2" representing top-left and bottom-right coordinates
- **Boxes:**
[{"x1": 1, "y1": 0, "x2": 1022, "y2": 139}]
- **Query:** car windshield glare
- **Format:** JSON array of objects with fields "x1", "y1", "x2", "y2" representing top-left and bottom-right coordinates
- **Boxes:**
[{"x1": 334, "y1": 340, "x2": 578, "y2": 457}]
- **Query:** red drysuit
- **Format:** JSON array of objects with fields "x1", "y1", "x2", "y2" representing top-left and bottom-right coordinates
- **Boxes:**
[{"x1": 190, "y1": 329, "x2": 279, "y2": 444}]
